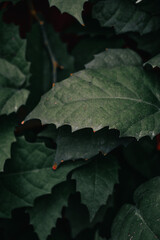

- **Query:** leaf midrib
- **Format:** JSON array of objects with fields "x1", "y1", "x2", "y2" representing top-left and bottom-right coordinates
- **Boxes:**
[{"x1": 57, "y1": 97, "x2": 160, "y2": 110}]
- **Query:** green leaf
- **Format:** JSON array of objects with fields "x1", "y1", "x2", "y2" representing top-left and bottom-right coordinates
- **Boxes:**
[
  {"x1": 0, "y1": 12, "x2": 30, "y2": 115},
  {"x1": 0, "y1": 138, "x2": 84, "y2": 218},
  {"x1": 26, "y1": 66, "x2": 160, "y2": 139},
  {"x1": 27, "y1": 22, "x2": 74, "y2": 107},
  {"x1": 28, "y1": 180, "x2": 75, "y2": 240},
  {"x1": 92, "y1": 0, "x2": 160, "y2": 35},
  {"x1": 111, "y1": 177, "x2": 160, "y2": 240},
  {"x1": 48, "y1": 0, "x2": 86, "y2": 24},
  {"x1": 0, "y1": 116, "x2": 16, "y2": 172},
  {"x1": 54, "y1": 126, "x2": 133, "y2": 166},
  {"x1": 85, "y1": 49, "x2": 142, "y2": 69},
  {"x1": 144, "y1": 53, "x2": 160, "y2": 68},
  {"x1": 72, "y1": 156, "x2": 119, "y2": 220}
]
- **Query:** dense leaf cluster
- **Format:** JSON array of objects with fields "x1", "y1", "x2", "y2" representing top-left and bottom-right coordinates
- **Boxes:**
[{"x1": 0, "y1": 0, "x2": 160, "y2": 239}]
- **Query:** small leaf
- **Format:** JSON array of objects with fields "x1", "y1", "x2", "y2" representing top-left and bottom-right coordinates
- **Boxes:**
[
  {"x1": 0, "y1": 115, "x2": 16, "y2": 172},
  {"x1": 26, "y1": 66, "x2": 160, "y2": 139},
  {"x1": 48, "y1": 0, "x2": 86, "y2": 24},
  {"x1": 72, "y1": 156, "x2": 119, "y2": 220},
  {"x1": 93, "y1": 0, "x2": 160, "y2": 35},
  {"x1": 111, "y1": 177, "x2": 160, "y2": 240},
  {"x1": 0, "y1": 138, "x2": 84, "y2": 218},
  {"x1": 144, "y1": 53, "x2": 160, "y2": 68},
  {"x1": 28, "y1": 180, "x2": 75, "y2": 240}
]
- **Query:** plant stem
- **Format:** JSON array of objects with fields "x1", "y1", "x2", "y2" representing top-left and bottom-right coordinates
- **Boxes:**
[{"x1": 27, "y1": 0, "x2": 58, "y2": 85}]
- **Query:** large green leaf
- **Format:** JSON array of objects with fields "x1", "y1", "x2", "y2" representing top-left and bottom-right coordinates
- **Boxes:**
[
  {"x1": 48, "y1": 0, "x2": 86, "y2": 24},
  {"x1": 0, "y1": 12, "x2": 30, "y2": 115},
  {"x1": 85, "y1": 49, "x2": 142, "y2": 69},
  {"x1": 111, "y1": 177, "x2": 160, "y2": 240},
  {"x1": 92, "y1": 0, "x2": 160, "y2": 35},
  {"x1": 72, "y1": 156, "x2": 119, "y2": 220},
  {"x1": 27, "y1": 22, "x2": 74, "y2": 107},
  {"x1": 0, "y1": 138, "x2": 84, "y2": 218},
  {"x1": 26, "y1": 66, "x2": 160, "y2": 139},
  {"x1": 144, "y1": 53, "x2": 160, "y2": 68},
  {"x1": 28, "y1": 180, "x2": 75, "y2": 240},
  {"x1": 0, "y1": 116, "x2": 16, "y2": 172}
]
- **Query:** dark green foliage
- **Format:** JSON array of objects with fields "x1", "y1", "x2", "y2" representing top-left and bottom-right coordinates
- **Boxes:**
[{"x1": 0, "y1": 0, "x2": 160, "y2": 239}]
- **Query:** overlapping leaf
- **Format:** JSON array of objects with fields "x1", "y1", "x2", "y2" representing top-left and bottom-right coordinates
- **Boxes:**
[
  {"x1": 92, "y1": 0, "x2": 160, "y2": 35},
  {"x1": 38, "y1": 125, "x2": 133, "y2": 166},
  {"x1": 48, "y1": 0, "x2": 86, "y2": 24},
  {"x1": 0, "y1": 116, "x2": 16, "y2": 172},
  {"x1": 54, "y1": 126, "x2": 133, "y2": 166},
  {"x1": 26, "y1": 66, "x2": 160, "y2": 139},
  {"x1": 28, "y1": 181, "x2": 75, "y2": 240},
  {"x1": 0, "y1": 138, "x2": 84, "y2": 218},
  {"x1": 72, "y1": 156, "x2": 119, "y2": 220},
  {"x1": 111, "y1": 177, "x2": 160, "y2": 240},
  {"x1": 0, "y1": 12, "x2": 30, "y2": 115}
]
